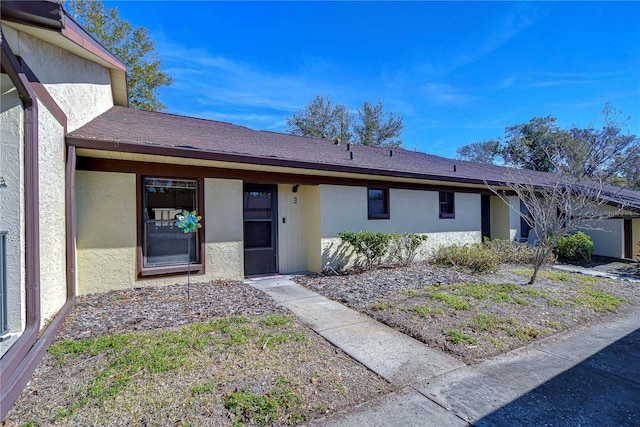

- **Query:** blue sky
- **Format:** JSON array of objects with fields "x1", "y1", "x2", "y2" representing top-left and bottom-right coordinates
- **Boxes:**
[{"x1": 104, "y1": 1, "x2": 640, "y2": 158}]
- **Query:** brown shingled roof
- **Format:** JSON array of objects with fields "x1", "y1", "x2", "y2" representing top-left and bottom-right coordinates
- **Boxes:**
[{"x1": 67, "y1": 106, "x2": 640, "y2": 212}]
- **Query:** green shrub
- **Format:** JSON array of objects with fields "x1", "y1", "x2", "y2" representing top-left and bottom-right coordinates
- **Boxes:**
[
  {"x1": 338, "y1": 231, "x2": 391, "y2": 270},
  {"x1": 432, "y1": 244, "x2": 499, "y2": 273},
  {"x1": 483, "y1": 238, "x2": 554, "y2": 264},
  {"x1": 389, "y1": 233, "x2": 428, "y2": 266},
  {"x1": 554, "y1": 231, "x2": 594, "y2": 261}
]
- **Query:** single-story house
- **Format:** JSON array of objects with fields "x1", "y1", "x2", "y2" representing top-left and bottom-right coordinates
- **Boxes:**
[{"x1": 1, "y1": 1, "x2": 639, "y2": 420}]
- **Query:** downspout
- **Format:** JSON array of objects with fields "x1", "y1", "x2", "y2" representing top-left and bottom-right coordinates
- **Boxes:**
[{"x1": 0, "y1": 31, "x2": 75, "y2": 421}]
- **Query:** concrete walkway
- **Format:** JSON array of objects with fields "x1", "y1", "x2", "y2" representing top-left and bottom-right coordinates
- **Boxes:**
[
  {"x1": 247, "y1": 276, "x2": 640, "y2": 426},
  {"x1": 553, "y1": 263, "x2": 640, "y2": 282}
]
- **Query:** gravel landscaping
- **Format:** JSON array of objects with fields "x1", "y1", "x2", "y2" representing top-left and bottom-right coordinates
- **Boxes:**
[
  {"x1": 294, "y1": 262, "x2": 639, "y2": 364},
  {"x1": 4, "y1": 281, "x2": 391, "y2": 426},
  {"x1": 4, "y1": 261, "x2": 638, "y2": 425}
]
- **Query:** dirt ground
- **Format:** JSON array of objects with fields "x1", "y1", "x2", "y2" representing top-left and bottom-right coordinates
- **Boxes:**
[
  {"x1": 294, "y1": 262, "x2": 639, "y2": 364},
  {"x1": 4, "y1": 262, "x2": 638, "y2": 425},
  {"x1": 4, "y1": 281, "x2": 390, "y2": 426}
]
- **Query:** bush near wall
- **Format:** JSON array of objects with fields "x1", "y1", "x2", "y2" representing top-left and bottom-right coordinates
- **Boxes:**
[
  {"x1": 553, "y1": 231, "x2": 595, "y2": 261},
  {"x1": 389, "y1": 233, "x2": 429, "y2": 266},
  {"x1": 338, "y1": 231, "x2": 428, "y2": 270},
  {"x1": 483, "y1": 238, "x2": 555, "y2": 265},
  {"x1": 432, "y1": 244, "x2": 499, "y2": 273},
  {"x1": 338, "y1": 231, "x2": 391, "y2": 270}
]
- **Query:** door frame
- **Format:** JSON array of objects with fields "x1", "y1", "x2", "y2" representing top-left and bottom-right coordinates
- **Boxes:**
[{"x1": 243, "y1": 183, "x2": 279, "y2": 276}]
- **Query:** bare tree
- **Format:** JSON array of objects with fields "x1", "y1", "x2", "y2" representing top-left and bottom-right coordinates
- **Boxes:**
[{"x1": 489, "y1": 174, "x2": 626, "y2": 285}]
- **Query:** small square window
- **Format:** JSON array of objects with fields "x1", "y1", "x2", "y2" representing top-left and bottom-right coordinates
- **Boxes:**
[
  {"x1": 439, "y1": 192, "x2": 455, "y2": 218},
  {"x1": 368, "y1": 188, "x2": 390, "y2": 220}
]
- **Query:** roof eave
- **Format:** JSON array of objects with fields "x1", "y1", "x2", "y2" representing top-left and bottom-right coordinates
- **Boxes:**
[
  {"x1": 1, "y1": 1, "x2": 128, "y2": 107},
  {"x1": 66, "y1": 135, "x2": 504, "y2": 188}
]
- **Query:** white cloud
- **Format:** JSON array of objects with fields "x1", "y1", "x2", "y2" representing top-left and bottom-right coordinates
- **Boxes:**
[
  {"x1": 154, "y1": 38, "x2": 354, "y2": 118},
  {"x1": 421, "y1": 82, "x2": 476, "y2": 108}
]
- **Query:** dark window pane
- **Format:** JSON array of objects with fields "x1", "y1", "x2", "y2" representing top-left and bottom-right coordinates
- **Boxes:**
[
  {"x1": 368, "y1": 188, "x2": 389, "y2": 218},
  {"x1": 439, "y1": 192, "x2": 455, "y2": 217},
  {"x1": 244, "y1": 221, "x2": 272, "y2": 248},
  {"x1": 145, "y1": 223, "x2": 197, "y2": 266},
  {"x1": 143, "y1": 177, "x2": 198, "y2": 267},
  {"x1": 244, "y1": 191, "x2": 273, "y2": 219}
]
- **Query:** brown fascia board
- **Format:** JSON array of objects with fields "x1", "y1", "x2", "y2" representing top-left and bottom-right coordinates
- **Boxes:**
[
  {"x1": 60, "y1": 11, "x2": 126, "y2": 72},
  {"x1": 0, "y1": 1, "x2": 63, "y2": 31},
  {"x1": 66, "y1": 136, "x2": 505, "y2": 188},
  {"x1": 1, "y1": 1, "x2": 126, "y2": 72}
]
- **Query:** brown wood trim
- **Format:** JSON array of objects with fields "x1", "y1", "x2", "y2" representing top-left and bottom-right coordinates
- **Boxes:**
[
  {"x1": 16, "y1": 57, "x2": 68, "y2": 131},
  {"x1": 140, "y1": 263, "x2": 204, "y2": 277},
  {"x1": 0, "y1": 33, "x2": 41, "y2": 421},
  {"x1": 76, "y1": 157, "x2": 497, "y2": 196},
  {"x1": 61, "y1": 14, "x2": 127, "y2": 71},
  {"x1": 30, "y1": 82, "x2": 67, "y2": 132},
  {"x1": 2, "y1": 2, "x2": 125, "y2": 71}
]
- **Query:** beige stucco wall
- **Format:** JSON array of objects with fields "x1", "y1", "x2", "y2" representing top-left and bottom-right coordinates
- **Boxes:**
[
  {"x1": 76, "y1": 174, "x2": 245, "y2": 294},
  {"x1": 76, "y1": 171, "x2": 137, "y2": 294},
  {"x1": 509, "y1": 196, "x2": 521, "y2": 241},
  {"x1": 319, "y1": 185, "x2": 482, "y2": 270},
  {"x1": 204, "y1": 178, "x2": 244, "y2": 280},
  {"x1": 277, "y1": 184, "x2": 322, "y2": 274},
  {"x1": 490, "y1": 196, "x2": 511, "y2": 240},
  {"x1": 0, "y1": 75, "x2": 26, "y2": 333},
  {"x1": 3, "y1": 26, "x2": 114, "y2": 132},
  {"x1": 38, "y1": 106, "x2": 67, "y2": 322},
  {"x1": 304, "y1": 186, "x2": 322, "y2": 273}
]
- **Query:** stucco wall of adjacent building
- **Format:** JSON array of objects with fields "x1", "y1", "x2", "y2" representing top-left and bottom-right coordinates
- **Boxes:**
[
  {"x1": 3, "y1": 26, "x2": 114, "y2": 132},
  {"x1": 37, "y1": 106, "x2": 67, "y2": 322},
  {"x1": 0, "y1": 75, "x2": 26, "y2": 333},
  {"x1": 581, "y1": 219, "x2": 624, "y2": 259},
  {"x1": 319, "y1": 185, "x2": 482, "y2": 270}
]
